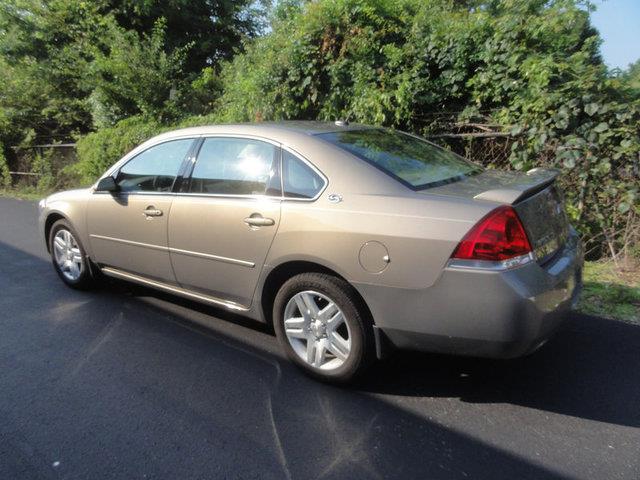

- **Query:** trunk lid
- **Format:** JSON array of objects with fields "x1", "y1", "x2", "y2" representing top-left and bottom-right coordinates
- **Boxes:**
[{"x1": 421, "y1": 168, "x2": 570, "y2": 263}]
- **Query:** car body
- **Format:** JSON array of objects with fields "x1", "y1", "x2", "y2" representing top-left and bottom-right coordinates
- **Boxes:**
[{"x1": 39, "y1": 121, "x2": 583, "y2": 381}]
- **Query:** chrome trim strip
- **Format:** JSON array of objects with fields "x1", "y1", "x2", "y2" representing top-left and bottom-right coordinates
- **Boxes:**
[
  {"x1": 446, "y1": 252, "x2": 535, "y2": 272},
  {"x1": 93, "y1": 190, "x2": 285, "y2": 202},
  {"x1": 175, "y1": 192, "x2": 282, "y2": 201},
  {"x1": 90, "y1": 234, "x2": 255, "y2": 267},
  {"x1": 90, "y1": 234, "x2": 168, "y2": 252},
  {"x1": 100, "y1": 267, "x2": 249, "y2": 311},
  {"x1": 92, "y1": 191, "x2": 177, "y2": 197},
  {"x1": 198, "y1": 133, "x2": 282, "y2": 146},
  {"x1": 94, "y1": 133, "x2": 329, "y2": 203},
  {"x1": 168, "y1": 247, "x2": 255, "y2": 268},
  {"x1": 181, "y1": 139, "x2": 328, "y2": 203},
  {"x1": 99, "y1": 134, "x2": 203, "y2": 181}
]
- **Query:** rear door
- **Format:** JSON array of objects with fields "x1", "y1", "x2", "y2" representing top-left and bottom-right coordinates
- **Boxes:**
[
  {"x1": 87, "y1": 138, "x2": 195, "y2": 283},
  {"x1": 168, "y1": 136, "x2": 282, "y2": 307}
]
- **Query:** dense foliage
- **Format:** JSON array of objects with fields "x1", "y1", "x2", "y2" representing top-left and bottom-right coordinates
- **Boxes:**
[
  {"x1": 0, "y1": 0, "x2": 266, "y2": 145},
  {"x1": 89, "y1": 19, "x2": 192, "y2": 126},
  {"x1": 105, "y1": 0, "x2": 269, "y2": 73},
  {"x1": 0, "y1": 142, "x2": 10, "y2": 188},
  {"x1": 0, "y1": 0, "x2": 638, "y2": 260},
  {"x1": 618, "y1": 59, "x2": 640, "y2": 98},
  {"x1": 74, "y1": 116, "x2": 163, "y2": 180}
]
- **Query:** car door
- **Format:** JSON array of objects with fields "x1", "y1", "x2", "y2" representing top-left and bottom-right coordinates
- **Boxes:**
[
  {"x1": 168, "y1": 136, "x2": 282, "y2": 307},
  {"x1": 87, "y1": 138, "x2": 196, "y2": 283}
]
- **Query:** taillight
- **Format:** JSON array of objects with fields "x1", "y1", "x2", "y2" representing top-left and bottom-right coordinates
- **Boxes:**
[{"x1": 452, "y1": 206, "x2": 532, "y2": 261}]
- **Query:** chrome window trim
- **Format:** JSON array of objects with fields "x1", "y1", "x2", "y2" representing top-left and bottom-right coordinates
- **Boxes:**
[
  {"x1": 97, "y1": 135, "x2": 201, "y2": 187},
  {"x1": 178, "y1": 135, "x2": 328, "y2": 203},
  {"x1": 94, "y1": 132, "x2": 329, "y2": 203},
  {"x1": 176, "y1": 192, "x2": 283, "y2": 201},
  {"x1": 446, "y1": 252, "x2": 535, "y2": 272},
  {"x1": 198, "y1": 132, "x2": 282, "y2": 147},
  {"x1": 185, "y1": 134, "x2": 282, "y2": 199},
  {"x1": 92, "y1": 191, "x2": 178, "y2": 197}
]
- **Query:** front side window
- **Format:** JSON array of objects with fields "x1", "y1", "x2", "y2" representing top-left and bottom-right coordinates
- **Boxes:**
[
  {"x1": 189, "y1": 138, "x2": 280, "y2": 196},
  {"x1": 282, "y1": 150, "x2": 325, "y2": 199},
  {"x1": 116, "y1": 139, "x2": 194, "y2": 192},
  {"x1": 317, "y1": 129, "x2": 482, "y2": 189}
]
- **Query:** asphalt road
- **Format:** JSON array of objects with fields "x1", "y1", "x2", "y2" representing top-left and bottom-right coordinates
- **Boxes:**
[{"x1": 0, "y1": 196, "x2": 639, "y2": 480}]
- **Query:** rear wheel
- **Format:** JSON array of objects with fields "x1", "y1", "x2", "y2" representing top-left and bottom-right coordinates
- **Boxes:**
[
  {"x1": 49, "y1": 219, "x2": 95, "y2": 289},
  {"x1": 273, "y1": 272, "x2": 375, "y2": 383}
]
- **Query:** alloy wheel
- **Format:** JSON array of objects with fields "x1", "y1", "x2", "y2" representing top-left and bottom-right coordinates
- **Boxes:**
[
  {"x1": 283, "y1": 290, "x2": 351, "y2": 370},
  {"x1": 52, "y1": 229, "x2": 84, "y2": 281}
]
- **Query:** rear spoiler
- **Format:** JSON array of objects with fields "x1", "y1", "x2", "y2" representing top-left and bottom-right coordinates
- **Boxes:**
[{"x1": 473, "y1": 168, "x2": 560, "y2": 204}]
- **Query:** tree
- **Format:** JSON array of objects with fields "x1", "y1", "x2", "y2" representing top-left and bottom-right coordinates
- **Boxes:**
[
  {"x1": 0, "y1": 0, "x2": 270, "y2": 149},
  {"x1": 618, "y1": 59, "x2": 640, "y2": 98},
  {"x1": 90, "y1": 19, "x2": 191, "y2": 126},
  {"x1": 104, "y1": 0, "x2": 271, "y2": 74},
  {"x1": 0, "y1": 0, "x2": 107, "y2": 145}
]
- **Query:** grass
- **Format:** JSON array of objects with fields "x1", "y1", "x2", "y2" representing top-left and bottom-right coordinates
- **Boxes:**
[
  {"x1": 0, "y1": 187, "x2": 53, "y2": 201},
  {"x1": 579, "y1": 260, "x2": 640, "y2": 324}
]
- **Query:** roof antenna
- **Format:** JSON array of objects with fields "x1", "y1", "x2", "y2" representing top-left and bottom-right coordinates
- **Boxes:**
[{"x1": 335, "y1": 109, "x2": 354, "y2": 126}]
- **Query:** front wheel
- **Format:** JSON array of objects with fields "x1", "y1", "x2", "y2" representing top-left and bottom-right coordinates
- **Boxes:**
[
  {"x1": 273, "y1": 272, "x2": 375, "y2": 383},
  {"x1": 49, "y1": 219, "x2": 95, "y2": 289}
]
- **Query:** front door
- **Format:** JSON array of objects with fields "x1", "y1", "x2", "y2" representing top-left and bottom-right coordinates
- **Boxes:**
[
  {"x1": 168, "y1": 137, "x2": 282, "y2": 307},
  {"x1": 87, "y1": 138, "x2": 195, "y2": 283}
]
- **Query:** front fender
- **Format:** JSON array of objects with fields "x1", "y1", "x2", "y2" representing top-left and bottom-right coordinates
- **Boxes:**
[{"x1": 39, "y1": 190, "x2": 91, "y2": 257}]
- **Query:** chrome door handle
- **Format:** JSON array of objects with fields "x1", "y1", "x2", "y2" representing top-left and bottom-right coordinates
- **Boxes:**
[
  {"x1": 143, "y1": 206, "x2": 163, "y2": 217},
  {"x1": 244, "y1": 214, "x2": 275, "y2": 227}
]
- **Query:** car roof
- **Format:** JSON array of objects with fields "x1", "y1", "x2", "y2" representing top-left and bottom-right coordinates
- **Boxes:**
[
  {"x1": 107, "y1": 121, "x2": 410, "y2": 196},
  {"x1": 257, "y1": 121, "x2": 373, "y2": 135},
  {"x1": 159, "y1": 121, "x2": 374, "y2": 140}
]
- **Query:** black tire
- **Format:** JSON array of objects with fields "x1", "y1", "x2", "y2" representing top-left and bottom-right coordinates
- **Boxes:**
[
  {"x1": 49, "y1": 219, "x2": 95, "y2": 290},
  {"x1": 273, "y1": 272, "x2": 375, "y2": 383}
]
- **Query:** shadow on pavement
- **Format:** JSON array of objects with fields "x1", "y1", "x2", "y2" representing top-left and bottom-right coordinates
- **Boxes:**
[
  {"x1": 1, "y1": 239, "x2": 637, "y2": 479},
  {"x1": 358, "y1": 312, "x2": 640, "y2": 429},
  {"x1": 107, "y1": 257, "x2": 640, "y2": 430}
]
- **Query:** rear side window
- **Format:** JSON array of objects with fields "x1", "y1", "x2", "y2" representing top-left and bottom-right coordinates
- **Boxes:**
[
  {"x1": 282, "y1": 150, "x2": 324, "y2": 199},
  {"x1": 189, "y1": 138, "x2": 280, "y2": 196},
  {"x1": 317, "y1": 129, "x2": 482, "y2": 189},
  {"x1": 116, "y1": 139, "x2": 193, "y2": 192}
]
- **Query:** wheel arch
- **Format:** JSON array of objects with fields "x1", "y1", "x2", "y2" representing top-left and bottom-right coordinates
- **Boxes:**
[
  {"x1": 259, "y1": 260, "x2": 375, "y2": 330},
  {"x1": 44, "y1": 212, "x2": 68, "y2": 252}
]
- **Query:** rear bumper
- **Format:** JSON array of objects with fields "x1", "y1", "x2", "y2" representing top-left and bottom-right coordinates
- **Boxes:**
[{"x1": 354, "y1": 228, "x2": 583, "y2": 359}]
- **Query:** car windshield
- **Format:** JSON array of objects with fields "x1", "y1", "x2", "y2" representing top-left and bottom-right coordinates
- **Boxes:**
[{"x1": 317, "y1": 128, "x2": 482, "y2": 189}]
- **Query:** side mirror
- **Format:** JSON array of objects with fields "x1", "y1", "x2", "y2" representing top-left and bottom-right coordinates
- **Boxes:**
[{"x1": 95, "y1": 176, "x2": 119, "y2": 193}]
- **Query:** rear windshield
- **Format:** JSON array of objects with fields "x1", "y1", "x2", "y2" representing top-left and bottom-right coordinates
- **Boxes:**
[{"x1": 317, "y1": 129, "x2": 482, "y2": 189}]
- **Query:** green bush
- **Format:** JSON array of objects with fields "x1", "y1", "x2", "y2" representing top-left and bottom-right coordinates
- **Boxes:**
[
  {"x1": 74, "y1": 116, "x2": 164, "y2": 182},
  {"x1": 0, "y1": 0, "x2": 268, "y2": 150},
  {"x1": 0, "y1": 143, "x2": 11, "y2": 188},
  {"x1": 90, "y1": 19, "x2": 193, "y2": 126},
  {"x1": 31, "y1": 151, "x2": 55, "y2": 191}
]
